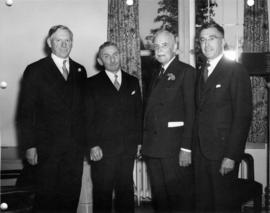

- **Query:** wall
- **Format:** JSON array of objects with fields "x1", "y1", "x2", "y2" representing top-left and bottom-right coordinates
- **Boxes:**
[{"x1": 0, "y1": 0, "x2": 107, "y2": 147}]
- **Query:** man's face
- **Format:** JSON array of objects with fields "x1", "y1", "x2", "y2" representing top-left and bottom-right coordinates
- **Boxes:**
[
  {"x1": 199, "y1": 27, "x2": 225, "y2": 60},
  {"x1": 153, "y1": 32, "x2": 177, "y2": 65},
  {"x1": 47, "y1": 29, "x2": 73, "y2": 59},
  {"x1": 98, "y1": 45, "x2": 120, "y2": 73}
]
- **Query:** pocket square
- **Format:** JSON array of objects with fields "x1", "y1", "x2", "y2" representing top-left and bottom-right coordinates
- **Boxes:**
[
  {"x1": 168, "y1": 121, "x2": 184, "y2": 128},
  {"x1": 216, "y1": 84, "x2": 221, "y2": 88},
  {"x1": 131, "y1": 90, "x2": 136, "y2": 95}
]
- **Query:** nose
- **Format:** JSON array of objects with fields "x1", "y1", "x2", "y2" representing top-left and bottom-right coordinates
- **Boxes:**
[
  {"x1": 61, "y1": 41, "x2": 68, "y2": 48},
  {"x1": 110, "y1": 56, "x2": 116, "y2": 63}
]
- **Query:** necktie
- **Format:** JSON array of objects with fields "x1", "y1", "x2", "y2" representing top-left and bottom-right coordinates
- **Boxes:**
[
  {"x1": 203, "y1": 61, "x2": 210, "y2": 82},
  {"x1": 159, "y1": 67, "x2": 165, "y2": 77},
  {"x1": 113, "y1": 74, "x2": 120, "y2": 90},
  {"x1": 153, "y1": 67, "x2": 164, "y2": 88},
  {"x1": 62, "y1": 60, "x2": 69, "y2": 80}
]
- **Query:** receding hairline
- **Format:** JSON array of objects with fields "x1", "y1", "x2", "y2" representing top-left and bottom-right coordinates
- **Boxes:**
[
  {"x1": 154, "y1": 30, "x2": 176, "y2": 43},
  {"x1": 48, "y1": 25, "x2": 73, "y2": 40}
]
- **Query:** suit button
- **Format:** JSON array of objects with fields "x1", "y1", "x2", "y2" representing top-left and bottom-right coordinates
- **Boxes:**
[{"x1": 154, "y1": 131, "x2": 157, "y2": 135}]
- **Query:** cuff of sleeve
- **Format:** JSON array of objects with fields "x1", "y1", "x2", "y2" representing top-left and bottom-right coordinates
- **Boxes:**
[{"x1": 181, "y1": 148, "x2": 191, "y2": 153}]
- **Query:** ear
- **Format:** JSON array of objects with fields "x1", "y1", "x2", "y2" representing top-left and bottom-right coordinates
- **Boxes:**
[
  {"x1": 97, "y1": 57, "x2": 104, "y2": 66},
  {"x1": 173, "y1": 43, "x2": 178, "y2": 53},
  {"x1": 47, "y1": 37, "x2": 52, "y2": 48},
  {"x1": 222, "y1": 38, "x2": 226, "y2": 48}
]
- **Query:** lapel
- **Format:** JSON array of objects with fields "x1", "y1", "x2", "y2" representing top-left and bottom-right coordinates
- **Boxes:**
[
  {"x1": 145, "y1": 58, "x2": 179, "y2": 115},
  {"x1": 43, "y1": 56, "x2": 75, "y2": 106},
  {"x1": 101, "y1": 70, "x2": 129, "y2": 93},
  {"x1": 100, "y1": 70, "x2": 121, "y2": 92},
  {"x1": 199, "y1": 56, "x2": 227, "y2": 106},
  {"x1": 149, "y1": 58, "x2": 178, "y2": 92},
  {"x1": 120, "y1": 70, "x2": 129, "y2": 93}
]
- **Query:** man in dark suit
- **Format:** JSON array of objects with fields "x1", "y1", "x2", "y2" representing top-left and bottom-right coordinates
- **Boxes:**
[
  {"x1": 85, "y1": 41, "x2": 142, "y2": 213},
  {"x1": 17, "y1": 25, "x2": 87, "y2": 212},
  {"x1": 142, "y1": 30, "x2": 196, "y2": 212},
  {"x1": 194, "y1": 22, "x2": 252, "y2": 212}
]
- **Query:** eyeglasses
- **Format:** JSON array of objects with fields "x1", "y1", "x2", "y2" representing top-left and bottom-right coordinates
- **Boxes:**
[
  {"x1": 153, "y1": 43, "x2": 170, "y2": 51},
  {"x1": 199, "y1": 35, "x2": 223, "y2": 44}
]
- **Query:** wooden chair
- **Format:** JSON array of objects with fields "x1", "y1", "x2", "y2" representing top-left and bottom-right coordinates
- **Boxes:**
[{"x1": 236, "y1": 153, "x2": 263, "y2": 212}]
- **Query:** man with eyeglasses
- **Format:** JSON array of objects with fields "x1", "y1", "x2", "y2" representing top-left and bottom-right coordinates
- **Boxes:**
[
  {"x1": 142, "y1": 30, "x2": 196, "y2": 212},
  {"x1": 194, "y1": 21, "x2": 252, "y2": 212}
]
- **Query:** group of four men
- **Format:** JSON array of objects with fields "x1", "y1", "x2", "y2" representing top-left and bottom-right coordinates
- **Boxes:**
[{"x1": 17, "y1": 21, "x2": 252, "y2": 213}]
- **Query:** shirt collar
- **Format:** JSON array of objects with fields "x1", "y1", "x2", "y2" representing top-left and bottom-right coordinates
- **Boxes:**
[
  {"x1": 208, "y1": 54, "x2": 223, "y2": 70},
  {"x1": 105, "y1": 70, "x2": 122, "y2": 84},
  {"x1": 162, "y1": 56, "x2": 176, "y2": 72},
  {"x1": 51, "y1": 53, "x2": 70, "y2": 72}
]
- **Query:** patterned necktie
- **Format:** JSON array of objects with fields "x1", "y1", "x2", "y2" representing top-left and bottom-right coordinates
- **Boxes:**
[
  {"x1": 203, "y1": 61, "x2": 210, "y2": 82},
  {"x1": 62, "y1": 60, "x2": 69, "y2": 80},
  {"x1": 114, "y1": 74, "x2": 120, "y2": 90}
]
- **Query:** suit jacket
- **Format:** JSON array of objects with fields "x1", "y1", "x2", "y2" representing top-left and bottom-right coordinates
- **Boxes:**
[
  {"x1": 195, "y1": 56, "x2": 252, "y2": 161},
  {"x1": 17, "y1": 56, "x2": 87, "y2": 159},
  {"x1": 142, "y1": 57, "x2": 196, "y2": 158},
  {"x1": 85, "y1": 70, "x2": 142, "y2": 157}
]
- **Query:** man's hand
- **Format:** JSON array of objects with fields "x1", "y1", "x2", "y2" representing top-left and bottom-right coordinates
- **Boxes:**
[
  {"x1": 136, "y1": 144, "x2": 142, "y2": 159},
  {"x1": 219, "y1": 157, "x2": 235, "y2": 176},
  {"x1": 179, "y1": 150, "x2": 191, "y2": 167},
  {"x1": 26, "y1": 147, "x2": 38, "y2": 165},
  {"x1": 90, "y1": 146, "x2": 103, "y2": 161}
]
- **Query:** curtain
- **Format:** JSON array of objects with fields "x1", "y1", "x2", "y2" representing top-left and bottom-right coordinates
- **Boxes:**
[
  {"x1": 243, "y1": 0, "x2": 269, "y2": 143},
  {"x1": 107, "y1": 0, "x2": 142, "y2": 85}
]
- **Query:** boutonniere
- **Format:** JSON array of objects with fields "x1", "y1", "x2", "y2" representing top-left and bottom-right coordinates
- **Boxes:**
[
  {"x1": 78, "y1": 68, "x2": 82, "y2": 72},
  {"x1": 167, "y1": 73, "x2": 176, "y2": 81}
]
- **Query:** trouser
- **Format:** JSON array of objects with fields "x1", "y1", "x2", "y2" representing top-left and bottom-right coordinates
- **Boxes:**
[
  {"x1": 91, "y1": 155, "x2": 135, "y2": 213},
  {"x1": 145, "y1": 156, "x2": 195, "y2": 213}
]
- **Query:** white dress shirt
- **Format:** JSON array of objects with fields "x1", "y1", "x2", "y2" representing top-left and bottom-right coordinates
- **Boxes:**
[
  {"x1": 51, "y1": 53, "x2": 70, "y2": 75},
  {"x1": 207, "y1": 54, "x2": 223, "y2": 77},
  {"x1": 105, "y1": 70, "x2": 122, "y2": 85},
  {"x1": 162, "y1": 56, "x2": 176, "y2": 73}
]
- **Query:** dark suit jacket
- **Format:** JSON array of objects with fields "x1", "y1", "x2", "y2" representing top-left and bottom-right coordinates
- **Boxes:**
[
  {"x1": 142, "y1": 57, "x2": 196, "y2": 158},
  {"x1": 195, "y1": 56, "x2": 252, "y2": 161},
  {"x1": 85, "y1": 70, "x2": 142, "y2": 157},
  {"x1": 17, "y1": 56, "x2": 87, "y2": 159}
]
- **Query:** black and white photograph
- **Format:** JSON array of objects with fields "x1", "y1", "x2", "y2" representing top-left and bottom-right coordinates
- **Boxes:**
[{"x1": 1, "y1": 0, "x2": 270, "y2": 213}]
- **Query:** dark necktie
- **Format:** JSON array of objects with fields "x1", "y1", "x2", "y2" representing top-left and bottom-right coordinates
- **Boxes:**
[
  {"x1": 62, "y1": 60, "x2": 69, "y2": 81},
  {"x1": 203, "y1": 61, "x2": 210, "y2": 82},
  {"x1": 159, "y1": 67, "x2": 165, "y2": 77},
  {"x1": 153, "y1": 67, "x2": 164, "y2": 88}
]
